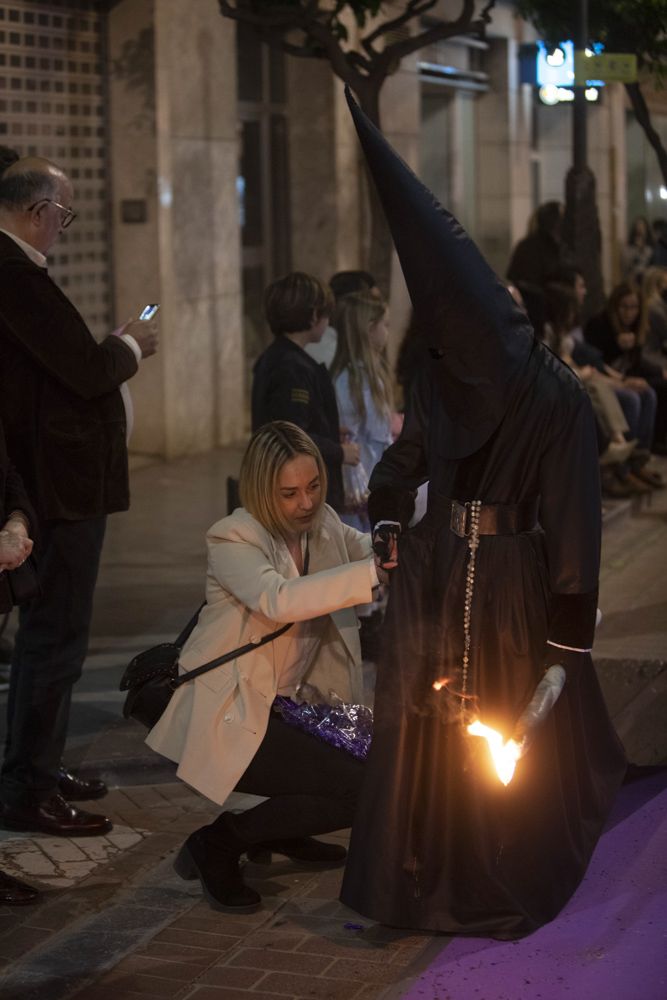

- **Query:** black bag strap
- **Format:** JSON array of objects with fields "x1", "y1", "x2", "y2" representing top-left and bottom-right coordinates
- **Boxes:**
[
  {"x1": 173, "y1": 537, "x2": 310, "y2": 689},
  {"x1": 174, "y1": 602, "x2": 205, "y2": 649},
  {"x1": 172, "y1": 620, "x2": 293, "y2": 687}
]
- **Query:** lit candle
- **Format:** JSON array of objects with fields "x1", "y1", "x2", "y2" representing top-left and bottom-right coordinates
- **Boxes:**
[{"x1": 467, "y1": 720, "x2": 522, "y2": 786}]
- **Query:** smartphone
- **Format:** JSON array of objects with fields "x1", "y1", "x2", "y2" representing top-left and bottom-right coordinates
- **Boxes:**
[{"x1": 139, "y1": 303, "x2": 160, "y2": 322}]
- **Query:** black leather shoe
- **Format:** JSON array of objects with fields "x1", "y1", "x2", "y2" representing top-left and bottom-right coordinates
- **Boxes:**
[
  {"x1": 57, "y1": 767, "x2": 108, "y2": 801},
  {"x1": 247, "y1": 836, "x2": 347, "y2": 868},
  {"x1": 0, "y1": 794, "x2": 113, "y2": 837},
  {"x1": 174, "y1": 821, "x2": 261, "y2": 913},
  {"x1": 0, "y1": 869, "x2": 41, "y2": 905}
]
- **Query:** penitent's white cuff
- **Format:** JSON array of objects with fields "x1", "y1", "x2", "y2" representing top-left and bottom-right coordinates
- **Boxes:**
[
  {"x1": 374, "y1": 520, "x2": 401, "y2": 531},
  {"x1": 547, "y1": 639, "x2": 592, "y2": 654}
]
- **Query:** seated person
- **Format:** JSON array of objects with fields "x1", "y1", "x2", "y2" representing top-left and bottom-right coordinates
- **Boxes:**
[
  {"x1": 586, "y1": 282, "x2": 667, "y2": 460},
  {"x1": 252, "y1": 272, "x2": 360, "y2": 512},
  {"x1": 146, "y1": 422, "x2": 385, "y2": 913}
]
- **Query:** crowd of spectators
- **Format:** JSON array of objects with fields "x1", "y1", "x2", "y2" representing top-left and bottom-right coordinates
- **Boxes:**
[{"x1": 506, "y1": 205, "x2": 667, "y2": 499}]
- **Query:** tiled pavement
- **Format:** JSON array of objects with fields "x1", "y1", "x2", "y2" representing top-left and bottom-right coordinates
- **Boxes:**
[
  {"x1": 1, "y1": 448, "x2": 665, "y2": 999},
  {"x1": 0, "y1": 784, "x2": 435, "y2": 1000}
]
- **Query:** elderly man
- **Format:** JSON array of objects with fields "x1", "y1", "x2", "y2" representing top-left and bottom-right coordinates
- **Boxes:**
[{"x1": 0, "y1": 149, "x2": 158, "y2": 836}]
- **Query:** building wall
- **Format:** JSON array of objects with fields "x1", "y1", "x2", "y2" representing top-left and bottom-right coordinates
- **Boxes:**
[
  {"x1": 0, "y1": 0, "x2": 112, "y2": 338},
  {"x1": 2, "y1": 0, "x2": 639, "y2": 455},
  {"x1": 109, "y1": 0, "x2": 244, "y2": 457}
]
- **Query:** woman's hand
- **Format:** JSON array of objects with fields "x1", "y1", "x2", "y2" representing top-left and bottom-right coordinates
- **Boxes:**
[
  {"x1": 0, "y1": 518, "x2": 33, "y2": 571},
  {"x1": 372, "y1": 523, "x2": 400, "y2": 570},
  {"x1": 624, "y1": 376, "x2": 650, "y2": 392}
]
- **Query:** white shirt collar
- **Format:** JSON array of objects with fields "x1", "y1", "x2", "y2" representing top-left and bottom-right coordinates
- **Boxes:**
[{"x1": 0, "y1": 228, "x2": 48, "y2": 268}]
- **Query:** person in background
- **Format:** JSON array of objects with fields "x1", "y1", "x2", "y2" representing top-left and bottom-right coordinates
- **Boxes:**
[
  {"x1": 0, "y1": 148, "x2": 158, "y2": 838},
  {"x1": 620, "y1": 216, "x2": 654, "y2": 284},
  {"x1": 586, "y1": 283, "x2": 667, "y2": 463},
  {"x1": 252, "y1": 272, "x2": 360, "y2": 513},
  {"x1": 545, "y1": 265, "x2": 587, "y2": 341},
  {"x1": 305, "y1": 270, "x2": 380, "y2": 369},
  {"x1": 506, "y1": 201, "x2": 567, "y2": 337},
  {"x1": 649, "y1": 219, "x2": 667, "y2": 268},
  {"x1": 330, "y1": 292, "x2": 394, "y2": 532},
  {"x1": 0, "y1": 417, "x2": 39, "y2": 904},
  {"x1": 640, "y1": 266, "x2": 667, "y2": 370},
  {"x1": 147, "y1": 422, "x2": 385, "y2": 913},
  {"x1": 542, "y1": 283, "x2": 640, "y2": 498},
  {"x1": 548, "y1": 268, "x2": 663, "y2": 487}
]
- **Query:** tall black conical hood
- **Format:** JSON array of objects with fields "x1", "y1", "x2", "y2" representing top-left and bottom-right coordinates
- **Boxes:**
[{"x1": 346, "y1": 88, "x2": 534, "y2": 459}]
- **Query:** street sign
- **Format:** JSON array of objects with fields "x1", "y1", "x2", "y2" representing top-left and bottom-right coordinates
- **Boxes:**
[{"x1": 574, "y1": 51, "x2": 637, "y2": 83}]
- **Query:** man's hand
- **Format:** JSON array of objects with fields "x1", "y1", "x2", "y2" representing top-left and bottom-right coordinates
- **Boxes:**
[
  {"x1": 126, "y1": 320, "x2": 159, "y2": 359},
  {"x1": 342, "y1": 441, "x2": 360, "y2": 465},
  {"x1": 0, "y1": 520, "x2": 33, "y2": 572}
]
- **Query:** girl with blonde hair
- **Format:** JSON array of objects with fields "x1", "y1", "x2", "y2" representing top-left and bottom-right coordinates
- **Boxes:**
[{"x1": 330, "y1": 292, "x2": 394, "y2": 530}]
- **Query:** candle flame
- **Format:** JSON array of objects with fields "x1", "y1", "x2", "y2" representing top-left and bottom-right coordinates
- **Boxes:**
[
  {"x1": 432, "y1": 678, "x2": 476, "y2": 700},
  {"x1": 467, "y1": 720, "x2": 522, "y2": 786}
]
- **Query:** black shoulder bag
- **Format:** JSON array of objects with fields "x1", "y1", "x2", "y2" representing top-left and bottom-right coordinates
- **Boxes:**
[{"x1": 120, "y1": 542, "x2": 309, "y2": 729}]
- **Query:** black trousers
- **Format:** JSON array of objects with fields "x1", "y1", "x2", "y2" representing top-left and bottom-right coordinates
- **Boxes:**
[
  {"x1": 0, "y1": 517, "x2": 106, "y2": 807},
  {"x1": 229, "y1": 713, "x2": 364, "y2": 843}
]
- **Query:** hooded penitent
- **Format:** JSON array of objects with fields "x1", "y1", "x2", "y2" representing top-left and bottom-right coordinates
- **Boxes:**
[{"x1": 345, "y1": 87, "x2": 534, "y2": 459}]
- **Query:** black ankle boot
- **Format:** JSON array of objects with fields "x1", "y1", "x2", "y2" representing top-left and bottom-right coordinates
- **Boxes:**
[
  {"x1": 247, "y1": 836, "x2": 347, "y2": 868},
  {"x1": 174, "y1": 818, "x2": 261, "y2": 913}
]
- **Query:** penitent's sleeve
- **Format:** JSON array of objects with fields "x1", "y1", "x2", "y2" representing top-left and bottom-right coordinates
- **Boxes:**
[{"x1": 538, "y1": 388, "x2": 601, "y2": 651}]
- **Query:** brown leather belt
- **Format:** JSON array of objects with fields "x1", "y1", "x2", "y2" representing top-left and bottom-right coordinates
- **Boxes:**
[{"x1": 438, "y1": 495, "x2": 540, "y2": 537}]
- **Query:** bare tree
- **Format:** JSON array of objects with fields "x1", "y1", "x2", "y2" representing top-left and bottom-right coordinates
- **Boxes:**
[{"x1": 220, "y1": 0, "x2": 496, "y2": 286}]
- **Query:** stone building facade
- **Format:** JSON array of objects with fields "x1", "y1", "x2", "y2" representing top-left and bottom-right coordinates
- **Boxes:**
[{"x1": 1, "y1": 0, "x2": 664, "y2": 457}]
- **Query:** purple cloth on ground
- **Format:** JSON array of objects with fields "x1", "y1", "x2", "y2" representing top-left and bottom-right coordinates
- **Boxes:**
[{"x1": 405, "y1": 771, "x2": 667, "y2": 1000}]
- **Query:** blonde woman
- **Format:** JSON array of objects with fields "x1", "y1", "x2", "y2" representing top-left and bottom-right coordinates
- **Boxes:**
[
  {"x1": 331, "y1": 292, "x2": 394, "y2": 530},
  {"x1": 147, "y1": 422, "x2": 384, "y2": 913}
]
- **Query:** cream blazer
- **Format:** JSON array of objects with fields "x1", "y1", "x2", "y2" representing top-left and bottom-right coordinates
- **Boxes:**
[{"x1": 146, "y1": 505, "x2": 373, "y2": 805}]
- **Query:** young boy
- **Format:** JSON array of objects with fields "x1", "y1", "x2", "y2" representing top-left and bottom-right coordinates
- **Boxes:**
[{"x1": 252, "y1": 272, "x2": 359, "y2": 512}]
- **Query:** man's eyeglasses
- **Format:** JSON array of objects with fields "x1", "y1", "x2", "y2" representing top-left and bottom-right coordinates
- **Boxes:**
[{"x1": 27, "y1": 198, "x2": 77, "y2": 230}]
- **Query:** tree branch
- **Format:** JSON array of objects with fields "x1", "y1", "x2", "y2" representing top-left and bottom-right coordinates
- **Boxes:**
[
  {"x1": 625, "y1": 80, "x2": 667, "y2": 187},
  {"x1": 381, "y1": 0, "x2": 496, "y2": 65},
  {"x1": 260, "y1": 32, "x2": 325, "y2": 60},
  {"x1": 361, "y1": 0, "x2": 438, "y2": 51}
]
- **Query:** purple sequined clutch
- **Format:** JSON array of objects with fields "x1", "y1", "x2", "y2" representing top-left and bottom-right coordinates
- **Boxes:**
[{"x1": 273, "y1": 690, "x2": 373, "y2": 760}]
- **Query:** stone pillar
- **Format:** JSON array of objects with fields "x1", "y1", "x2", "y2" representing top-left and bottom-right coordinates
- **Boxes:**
[
  {"x1": 109, "y1": 0, "x2": 244, "y2": 458},
  {"x1": 476, "y1": 36, "x2": 532, "y2": 278}
]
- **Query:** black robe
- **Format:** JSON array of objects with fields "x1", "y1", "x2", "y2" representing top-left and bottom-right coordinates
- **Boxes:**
[{"x1": 341, "y1": 341, "x2": 626, "y2": 937}]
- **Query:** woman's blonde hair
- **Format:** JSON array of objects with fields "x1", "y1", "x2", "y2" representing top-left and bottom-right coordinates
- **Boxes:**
[
  {"x1": 239, "y1": 421, "x2": 328, "y2": 538},
  {"x1": 330, "y1": 292, "x2": 393, "y2": 421}
]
